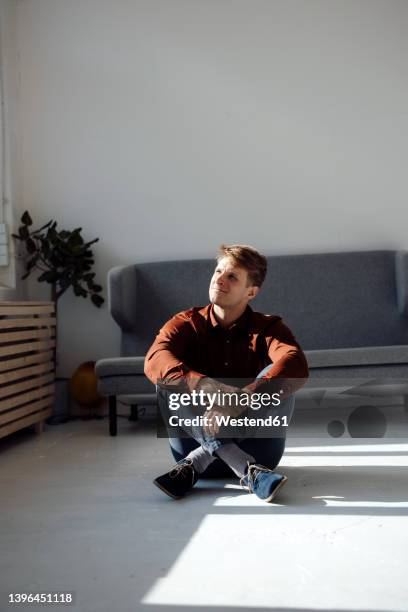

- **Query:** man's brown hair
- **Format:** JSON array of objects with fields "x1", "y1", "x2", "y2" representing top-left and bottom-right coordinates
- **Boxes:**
[{"x1": 217, "y1": 244, "x2": 267, "y2": 287}]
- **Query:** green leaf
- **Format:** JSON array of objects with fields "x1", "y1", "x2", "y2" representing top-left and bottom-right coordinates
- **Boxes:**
[
  {"x1": 73, "y1": 284, "x2": 87, "y2": 298},
  {"x1": 91, "y1": 284, "x2": 102, "y2": 292},
  {"x1": 38, "y1": 270, "x2": 59, "y2": 283},
  {"x1": 84, "y1": 238, "x2": 99, "y2": 248},
  {"x1": 21, "y1": 211, "x2": 33, "y2": 226},
  {"x1": 47, "y1": 227, "x2": 58, "y2": 243},
  {"x1": 68, "y1": 231, "x2": 83, "y2": 247},
  {"x1": 32, "y1": 220, "x2": 52, "y2": 235},
  {"x1": 83, "y1": 273, "x2": 96, "y2": 281},
  {"x1": 91, "y1": 294, "x2": 104, "y2": 308}
]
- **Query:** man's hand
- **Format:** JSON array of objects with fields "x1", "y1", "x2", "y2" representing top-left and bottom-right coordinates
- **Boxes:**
[
  {"x1": 203, "y1": 406, "x2": 225, "y2": 437},
  {"x1": 202, "y1": 396, "x2": 250, "y2": 436},
  {"x1": 197, "y1": 377, "x2": 253, "y2": 437}
]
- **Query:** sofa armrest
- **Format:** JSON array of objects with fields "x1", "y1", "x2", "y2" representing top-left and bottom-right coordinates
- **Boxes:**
[
  {"x1": 395, "y1": 251, "x2": 408, "y2": 317},
  {"x1": 108, "y1": 264, "x2": 138, "y2": 331},
  {"x1": 95, "y1": 356, "x2": 145, "y2": 377}
]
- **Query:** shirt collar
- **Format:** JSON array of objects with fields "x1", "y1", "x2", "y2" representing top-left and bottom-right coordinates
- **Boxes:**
[{"x1": 208, "y1": 304, "x2": 252, "y2": 333}]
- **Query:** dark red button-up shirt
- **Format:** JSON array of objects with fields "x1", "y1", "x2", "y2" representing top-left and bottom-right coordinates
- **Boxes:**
[{"x1": 144, "y1": 304, "x2": 309, "y2": 395}]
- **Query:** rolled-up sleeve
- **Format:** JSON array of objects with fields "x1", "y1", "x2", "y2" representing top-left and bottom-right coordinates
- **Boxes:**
[
  {"x1": 144, "y1": 313, "x2": 205, "y2": 387},
  {"x1": 245, "y1": 320, "x2": 309, "y2": 397}
]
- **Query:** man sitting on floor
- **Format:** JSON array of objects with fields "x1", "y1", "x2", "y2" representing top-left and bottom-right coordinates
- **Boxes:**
[{"x1": 144, "y1": 244, "x2": 309, "y2": 502}]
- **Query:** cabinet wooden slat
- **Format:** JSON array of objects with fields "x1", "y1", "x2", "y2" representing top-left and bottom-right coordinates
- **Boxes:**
[
  {"x1": 0, "y1": 301, "x2": 56, "y2": 437},
  {"x1": 0, "y1": 339, "x2": 55, "y2": 357},
  {"x1": 0, "y1": 396, "x2": 53, "y2": 426},
  {"x1": 0, "y1": 384, "x2": 54, "y2": 413},
  {"x1": 0, "y1": 372, "x2": 55, "y2": 400},
  {"x1": 0, "y1": 317, "x2": 56, "y2": 329},
  {"x1": 0, "y1": 408, "x2": 53, "y2": 439},
  {"x1": 0, "y1": 351, "x2": 54, "y2": 373},
  {"x1": 0, "y1": 305, "x2": 54, "y2": 315},
  {"x1": 0, "y1": 328, "x2": 55, "y2": 344},
  {"x1": 0, "y1": 362, "x2": 54, "y2": 385}
]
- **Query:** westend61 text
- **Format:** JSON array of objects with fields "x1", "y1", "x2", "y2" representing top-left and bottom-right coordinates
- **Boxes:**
[
  {"x1": 168, "y1": 414, "x2": 289, "y2": 428},
  {"x1": 168, "y1": 390, "x2": 282, "y2": 411}
]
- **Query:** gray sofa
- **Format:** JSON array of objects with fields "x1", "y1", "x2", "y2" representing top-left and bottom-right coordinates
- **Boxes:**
[{"x1": 96, "y1": 250, "x2": 408, "y2": 435}]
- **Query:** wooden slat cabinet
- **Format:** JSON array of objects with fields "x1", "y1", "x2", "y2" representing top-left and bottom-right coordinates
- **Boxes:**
[{"x1": 0, "y1": 301, "x2": 56, "y2": 439}]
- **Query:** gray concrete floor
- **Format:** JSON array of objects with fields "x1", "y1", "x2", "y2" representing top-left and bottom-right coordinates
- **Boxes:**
[{"x1": 1, "y1": 408, "x2": 408, "y2": 612}]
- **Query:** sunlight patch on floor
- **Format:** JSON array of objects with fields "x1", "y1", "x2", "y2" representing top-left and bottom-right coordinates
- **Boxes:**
[
  {"x1": 141, "y1": 513, "x2": 408, "y2": 610},
  {"x1": 281, "y1": 455, "x2": 408, "y2": 466},
  {"x1": 281, "y1": 441, "x2": 408, "y2": 466},
  {"x1": 285, "y1": 441, "x2": 408, "y2": 453},
  {"x1": 212, "y1": 491, "x2": 286, "y2": 507}
]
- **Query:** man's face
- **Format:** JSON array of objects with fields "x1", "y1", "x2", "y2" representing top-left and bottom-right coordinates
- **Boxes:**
[{"x1": 209, "y1": 256, "x2": 259, "y2": 310}]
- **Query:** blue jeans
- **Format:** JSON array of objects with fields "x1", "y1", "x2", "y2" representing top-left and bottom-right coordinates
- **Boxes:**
[{"x1": 159, "y1": 365, "x2": 296, "y2": 477}]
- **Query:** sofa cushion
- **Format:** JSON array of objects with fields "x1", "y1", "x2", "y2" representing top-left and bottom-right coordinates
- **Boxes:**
[
  {"x1": 95, "y1": 357, "x2": 153, "y2": 396},
  {"x1": 305, "y1": 345, "x2": 408, "y2": 368},
  {"x1": 96, "y1": 345, "x2": 408, "y2": 398},
  {"x1": 97, "y1": 374, "x2": 154, "y2": 396},
  {"x1": 96, "y1": 356, "x2": 145, "y2": 377}
]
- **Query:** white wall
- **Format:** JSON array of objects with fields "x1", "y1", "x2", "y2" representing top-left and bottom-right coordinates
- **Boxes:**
[
  {"x1": 0, "y1": 0, "x2": 20, "y2": 297},
  {"x1": 14, "y1": 0, "x2": 408, "y2": 375}
]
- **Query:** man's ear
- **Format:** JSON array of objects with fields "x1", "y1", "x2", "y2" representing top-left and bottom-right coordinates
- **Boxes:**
[{"x1": 247, "y1": 285, "x2": 260, "y2": 301}]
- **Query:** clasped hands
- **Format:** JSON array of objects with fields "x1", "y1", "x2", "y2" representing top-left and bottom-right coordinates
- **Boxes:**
[{"x1": 196, "y1": 377, "x2": 251, "y2": 437}]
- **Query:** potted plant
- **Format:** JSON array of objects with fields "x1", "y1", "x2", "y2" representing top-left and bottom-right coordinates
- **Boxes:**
[
  {"x1": 13, "y1": 211, "x2": 104, "y2": 316},
  {"x1": 13, "y1": 211, "x2": 105, "y2": 422}
]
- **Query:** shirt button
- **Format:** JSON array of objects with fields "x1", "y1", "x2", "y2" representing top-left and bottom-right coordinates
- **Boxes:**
[
  {"x1": 226, "y1": 340, "x2": 230, "y2": 344},
  {"x1": 224, "y1": 361, "x2": 229, "y2": 366}
]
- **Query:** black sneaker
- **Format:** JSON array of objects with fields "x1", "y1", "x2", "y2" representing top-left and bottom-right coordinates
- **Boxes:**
[{"x1": 153, "y1": 459, "x2": 198, "y2": 499}]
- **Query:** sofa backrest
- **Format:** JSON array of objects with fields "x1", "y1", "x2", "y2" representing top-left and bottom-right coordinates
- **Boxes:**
[{"x1": 109, "y1": 250, "x2": 408, "y2": 356}]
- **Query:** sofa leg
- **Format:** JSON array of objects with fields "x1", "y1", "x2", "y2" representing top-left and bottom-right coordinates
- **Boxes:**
[
  {"x1": 129, "y1": 405, "x2": 139, "y2": 421},
  {"x1": 109, "y1": 396, "x2": 117, "y2": 436}
]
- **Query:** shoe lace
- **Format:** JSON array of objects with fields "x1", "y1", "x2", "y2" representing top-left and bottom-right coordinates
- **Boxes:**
[
  {"x1": 169, "y1": 459, "x2": 194, "y2": 483},
  {"x1": 240, "y1": 462, "x2": 271, "y2": 492}
]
